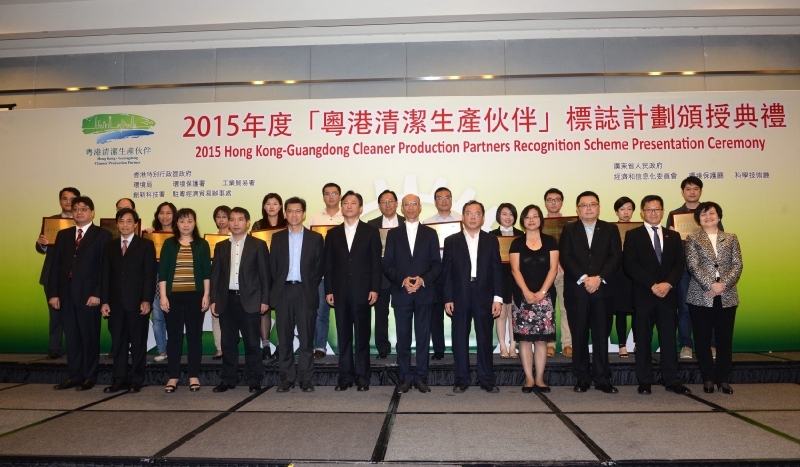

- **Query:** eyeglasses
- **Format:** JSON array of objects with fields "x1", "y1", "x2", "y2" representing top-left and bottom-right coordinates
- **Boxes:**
[
  {"x1": 434, "y1": 195, "x2": 452, "y2": 201},
  {"x1": 643, "y1": 208, "x2": 663, "y2": 214},
  {"x1": 286, "y1": 209, "x2": 304, "y2": 214},
  {"x1": 524, "y1": 215, "x2": 540, "y2": 221},
  {"x1": 578, "y1": 203, "x2": 599, "y2": 209},
  {"x1": 72, "y1": 207, "x2": 90, "y2": 213},
  {"x1": 403, "y1": 202, "x2": 419, "y2": 207},
  {"x1": 379, "y1": 200, "x2": 396, "y2": 205},
  {"x1": 545, "y1": 198, "x2": 562, "y2": 203},
  {"x1": 463, "y1": 212, "x2": 483, "y2": 218},
  {"x1": 323, "y1": 191, "x2": 339, "y2": 197}
]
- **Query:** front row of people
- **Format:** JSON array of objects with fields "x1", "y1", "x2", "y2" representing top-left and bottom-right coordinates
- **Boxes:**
[{"x1": 47, "y1": 191, "x2": 742, "y2": 396}]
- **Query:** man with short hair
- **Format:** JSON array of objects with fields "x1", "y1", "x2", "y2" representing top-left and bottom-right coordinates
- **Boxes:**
[
  {"x1": 422, "y1": 187, "x2": 461, "y2": 361},
  {"x1": 115, "y1": 198, "x2": 135, "y2": 211},
  {"x1": 100, "y1": 208, "x2": 155, "y2": 393},
  {"x1": 308, "y1": 182, "x2": 344, "y2": 360},
  {"x1": 36, "y1": 187, "x2": 80, "y2": 359},
  {"x1": 443, "y1": 201, "x2": 503, "y2": 393},
  {"x1": 544, "y1": 188, "x2": 572, "y2": 358},
  {"x1": 624, "y1": 195, "x2": 690, "y2": 395},
  {"x1": 383, "y1": 194, "x2": 441, "y2": 393},
  {"x1": 559, "y1": 191, "x2": 621, "y2": 394},
  {"x1": 49, "y1": 196, "x2": 113, "y2": 391},
  {"x1": 325, "y1": 191, "x2": 382, "y2": 391},
  {"x1": 666, "y1": 176, "x2": 723, "y2": 359},
  {"x1": 367, "y1": 189, "x2": 405, "y2": 359},
  {"x1": 271, "y1": 197, "x2": 325, "y2": 393}
]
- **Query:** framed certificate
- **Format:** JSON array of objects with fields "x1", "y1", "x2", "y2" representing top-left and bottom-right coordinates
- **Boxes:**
[
  {"x1": 542, "y1": 216, "x2": 578, "y2": 244},
  {"x1": 497, "y1": 235, "x2": 520, "y2": 263},
  {"x1": 251, "y1": 227, "x2": 286, "y2": 250},
  {"x1": 41, "y1": 217, "x2": 74, "y2": 246},
  {"x1": 142, "y1": 231, "x2": 173, "y2": 260},
  {"x1": 613, "y1": 222, "x2": 643, "y2": 244},
  {"x1": 310, "y1": 224, "x2": 337, "y2": 240},
  {"x1": 204, "y1": 233, "x2": 230, "y2": 259},
  {"x1": 100, "y1": 218, "x2": 140, "y2": 239},
  {"x1": 670, "y1": 212, "x2": 701, "y2": 240},
  {"x1": 426, "y1": 221, "x2": 463, "y2": 249}
]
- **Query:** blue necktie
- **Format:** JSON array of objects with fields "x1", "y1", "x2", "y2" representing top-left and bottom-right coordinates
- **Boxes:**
[{"x1": 652, "y1": 227, "x2": 662, "y2": 264}]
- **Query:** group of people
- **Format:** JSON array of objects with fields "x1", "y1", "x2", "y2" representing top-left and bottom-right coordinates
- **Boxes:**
[{"x1": 36, "y1": 176, "x2": 742, "y2": 396}]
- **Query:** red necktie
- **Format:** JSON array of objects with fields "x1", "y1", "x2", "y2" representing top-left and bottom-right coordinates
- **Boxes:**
[
  {"x1": 75, "y1": 228, "x2": 83, "y2": 250},
  {"x1": 122, "y1": 239, "x2": 128, "y2": 256}
]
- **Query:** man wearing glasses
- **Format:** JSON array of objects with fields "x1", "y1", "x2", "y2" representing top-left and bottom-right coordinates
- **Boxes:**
[
  {"x1": 423, "y1": 187, "x2": 461, "y2": 361},
  {"x1": 36, "y1": 187, "x2": 80, "y2": 360},
  {"x1": 543, "y1": 188, "x2": 572, "y2": 358},
  {"x1": 367, "y1": 189, "x2": 405, "y2": 359},
  {"x1": 559, "y1": 191, "x2": 621, "y2": 394}
]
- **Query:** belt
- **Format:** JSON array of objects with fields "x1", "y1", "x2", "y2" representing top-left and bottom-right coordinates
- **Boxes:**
[
  {"x1": 228, "y1": 289, "x2": 241, "y2": 295},
  {"x1": 470, "y1": 277, "x2": 477, "y2": 282},
  {"x1": 286, "y1": 280, "x2": 301, "y2": 284}
]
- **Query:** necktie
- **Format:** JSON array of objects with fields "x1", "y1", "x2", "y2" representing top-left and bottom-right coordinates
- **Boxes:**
[
  {"x1": 75, "y1": 228, "x2": 83, "y2": 250},
  {"x1": 652, "y1": 226, "x2": 662, "y2": 264},
  {"x1": 122, "y1": 239, "x2": 128, "y2": 256}
]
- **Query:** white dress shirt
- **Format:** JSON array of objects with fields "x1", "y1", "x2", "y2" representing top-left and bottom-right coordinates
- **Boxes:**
[
  {"x1": 120, "y1": 233, "x2": 134, "y2": 251},
  {"x1": 75, "y1": 224, "x2": 90, "y2": 241},
  {"x1": 229, "y1": 235, "x2": 246, "y2": 290},
  {"x1": 405, "y1": 221, "x2": 419, "y2": 256},
  {"x1": 499, "y1": 226, "x2": 515, "y2": 236},
  {"x1": 463, "y1": 230, "x2": 502, "y2": 303},
  {"x1": 645, "y1": 222, "x2": 664, "y2": 251},
  {"x1": 423, "y1": 211, "x2": 462, "y2": 224},
  {"x1": 344, "y1": 220, "x2": 358, "y2": 251},
  {"x1": 381, "y1": 215, "x2": 399, "y2": 228}
]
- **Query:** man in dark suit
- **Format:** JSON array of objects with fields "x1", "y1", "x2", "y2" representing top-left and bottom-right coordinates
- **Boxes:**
[
  {"x1": 382, "y1": 194, "x2": 441, "y2": 393},
  {"x1": 443, "y1": 201, "x2": 503, "y2": 393},
  {"x1": 48, "y1": 196, "x2": 113, "y2": 391},
  {"x1": 325, "y1": 191, "x2": 382, "y2": 391},
  {"x1": 367, "y1": 189, "x2": 405, "y2": 359},
  {"x1": 210, "y1": 207, "x2": 271, "y2": 393},
  {"x1": 623, "y1": 195, "x2": 690, "y2": 395},
  {"x1": 270, "y1": 197, "x2": 325, "y2": 393},
  {"x1": 36, "y1": 187, "x2": 80, "y2": 359},
  {"x1": 100, "y1": 208, "x2": 155, "y2": 393},
  {"x1": 559, "y1": 191, "x2": 621, "y2": 394}
]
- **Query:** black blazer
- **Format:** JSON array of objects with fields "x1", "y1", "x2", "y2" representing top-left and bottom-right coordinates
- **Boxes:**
[
  {"x1": 559, "y1": 219, "x2": 621, "y2": 298},
  {"x1": 269, "y1": 228, "x2": 324, "y2": 310},
  {"x1": 48, "y1": 224, "x2": 113, "y2": 302},
  {"x1": 367, "y1": 214, "x2": 405, "y2": 290},
  {"x1": 324, "y1": 221, "x2": 382, "y2": 305},
  {"x1": 210, "y1": 235, "x2": 271, "y2": 314},
  {"x1": 382, "y1": 223, "x2": 441, "y2": 306},
  {"x1": 623, "y1": 225, "x2": 684, "y2": 308},
  {"x1": 36, "y1": 213, "x2": 64, "y2": 287},
  {"x1": 442, "y1": 230, "x2": 504, "y2": 313},
  {"x1": 489, "y1": 227, "x2": 524, "y2": 303},
  {"x1": 100, "y1": 235, "x2": 157, "y2": 311}
]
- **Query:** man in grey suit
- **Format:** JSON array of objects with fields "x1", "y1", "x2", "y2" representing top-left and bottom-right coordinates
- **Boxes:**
[
  {"x1": 367, "y1": 189, "x2": 405, "y2": 359},
  {"x1": 210, "y1": 207, "x2": 271, "y2": 393},
  {"x1": 270, "y1": 197, "x2": 325, "y2": 393}
]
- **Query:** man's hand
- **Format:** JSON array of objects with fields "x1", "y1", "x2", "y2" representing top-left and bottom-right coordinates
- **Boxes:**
[
  {"x1": 491, "y1": 301, "x2": 502, "y2": 318},
  {"x1": 326, "y1": 294, "x2": 335, "y2": 306},
  {"x1": 444, "y1": 302, "x2": 454, "y2": 316},
  {"x1": 583, "y1": 276, "x2": 601, "y2": 294},
  {"x1": 367, "y1": 292, "x2": 378, "y2": 305},
  {"x1": 101, "y1": 304, "x2": 110, "y2": 317},
  {"x1": 48, "y1": 297, "x2": 60, "y2": 310},
  {"x1": 210, "y1": 303, "x2": 218, "y2": 317},
  {"x1": 651, "y1": 283, "x2": 671, "y2": 298},
  {"x1": 86, "y1": 296, "x2": 100, "y2": 307},
  {"x1": 140, "y1": 301, "x2": 151, "y2": 315},
  {"x1": 37, "y1": 234, "x2": 48, "y2": 247},
  {"x1": 403, "y1": 277, "x2": 420, "y2": 294},
  {"x1": 260, "y1": 304, "x2": 269, "y2": 315}
]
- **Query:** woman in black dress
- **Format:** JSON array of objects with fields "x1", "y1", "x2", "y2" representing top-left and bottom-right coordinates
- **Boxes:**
[
  {"x1": 509, "y1": 205, "x2": 559, "y2": 393},
  {"x1": 613, "y1": 196, "x2": 636, "y2": 357},
  {"x1": 489, "y1": 203, "x2": 524, "y2": 358}
]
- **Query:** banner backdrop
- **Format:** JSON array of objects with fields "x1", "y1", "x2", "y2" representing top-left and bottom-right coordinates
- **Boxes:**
[{"x1": 1, "y1": 91, "x2": 798, "y2": 354}]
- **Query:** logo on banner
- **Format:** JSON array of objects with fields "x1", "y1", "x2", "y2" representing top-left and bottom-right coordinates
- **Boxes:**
[{"x1": 82, "y1": 113, "x2": 155, "y2": 144}]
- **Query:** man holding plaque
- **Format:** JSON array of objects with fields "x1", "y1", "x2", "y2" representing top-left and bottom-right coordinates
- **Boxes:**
[
  {"x1": 544, "y1": 188, "x2": 572, "y2": 358},
  {"x1": 666, "y1": 176, "x2": 724, "y2": 360},
  {"x1": 36, "y1": 187, "x2": 80, "y2": 360},
  {"x1": 559, "y1": 191, "x2": 621, "y2": 394},
  {"x1": 367, "y1": 189, "x2": 405, "y2": 359},
  {"x1": 442, "y1": 201, "x2": 503, "y2": 393},
  {"x1": 624, "y1": 195, "x2": 690, "y2": 395},
  {"x1": 423, "y1": 187, "x2": 461, "y2": 361},
  {"x1": 49, "y1": 196, "x2": 113, "y2": 391},
  {"x1": 325, "y1": 191, "x2": 382, "y2": 391}
]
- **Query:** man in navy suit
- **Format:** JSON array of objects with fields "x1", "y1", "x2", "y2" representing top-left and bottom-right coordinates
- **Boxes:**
[
  {"x1": 325, "y1": 191, "x2": 382, "y2": 391},
  {"x1": 623, "y1": 195, "x2": 690, "y2": 395},
  {"x1": 100, "y1": 208, "x2": 156, "y2": 393},
  {"x1": 382, "y1": 194, "x2": 441, "y2": 393},
  {"x1": 559, "y1": 191, "x2": 621, "y2": 394},
  {"x1": 49, "y1": 196, "x2": 113, "y2": 391},
  {"x1": 443, "y1": 201, "x2": 503, "y2": 393}
]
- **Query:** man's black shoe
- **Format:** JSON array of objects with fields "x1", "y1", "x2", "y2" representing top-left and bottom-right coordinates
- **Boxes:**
[
  {"x1": 249, "y1": 382, "x2": 261, "y2": 393},
  {"x1": 76, "y1": 380, "x2": 95, "y2": 391},
  {"x1": 665, "y1": 383, "x2": 692, "y2": 394},
  {"x1": 129, "y1": 382, "x2": 142, "y2": 393},
  {"x1": 638, "y1": 383, "x2": 652, "y2": 395},
  {"x1": 103, "y1": 380, "x2": 127, "y2": 393},
  {"x1": 416, "y1": 381, "x2": 431, "y2": 393},
  {"x1": 46, "y1": 351, "x2": 61, "y2": 360},
  {"x1": 357, "y1": 382, "x2": 369, "y2": 391},
  {"x1": 54, "y1": 379, "x2": 79, "y2": 390},
  {"x1": 376, "y1": 353, "x2": 388, "y2": 359},
  {"x1": 595, "y1": 382, "x2": 619, "y2": 394},
  {"x1": 431, "y1": 352, "x2": 444, "y2": 360},
  {"x1": 276, "y1": 380, "x2": 294, "y2": 393},
  {"x1": 480, "y1": 383, "x2": 500, "y2": 393},
  {"x1": 396, "y1": 381, "x2": 411, "y2": 393},
  {"x1": 453, "y1": 382, "x2": 468, "y2": 393},
  {"x1": 213, "y1": 382, "x2": 233, "y2": 393},
  {"x1": 300, "y1": 380, "x2": 314, "y2": 392},
  {"x1": 335, "y1": 382, "x2": 352, "y2": 391},
  {"x1": 573, "y1": 379, "x2": 590, "y2": 392}
]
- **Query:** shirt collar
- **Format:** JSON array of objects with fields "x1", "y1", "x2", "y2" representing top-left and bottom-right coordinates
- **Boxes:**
[{"x1": 120, "y1": 233, "x2": 135, "y2": 243}]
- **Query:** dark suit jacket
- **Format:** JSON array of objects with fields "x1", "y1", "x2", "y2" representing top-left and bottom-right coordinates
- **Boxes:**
[
  {"x1": 442, "y1": 230, "x2": 503, "y2": 313},
  {"x1": 367, "y1": 214, "x2": 405, "y2": 290},
  {"x1": 324, "y1": 221, "x2": 382, "y2": 305},
  {"x1": 623, "y1": 225, "x2": 684, "y2": 309},
  {"x1": 559, "y1": 219, "x2": 621, "y2": 298},
  {"x1": 48, "y1": 224, "x2": 113, "y2": 303},
  {"x1": 210, "y1": 235, "x2": 271, "y2": 314},
  {"x1": 382, "y1": 223, "x2": 441, "y2": 306},
  {"x1": 100, "y1": 235, "x2": 157, "y2": 311},
  {"x1": 36, "y1": 213, "x2": 65, "y2": 287},
  {"x1": 269, "y1": 227, "x2": 324, "y2": 310}
]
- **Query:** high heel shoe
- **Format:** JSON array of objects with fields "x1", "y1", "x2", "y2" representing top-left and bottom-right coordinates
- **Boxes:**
[
  {"x1": 717, "y1": 382, "x2": 733, "y2": 394},
  {"x1": 703, "y1": 381, "x2": 714, "y2": 393}
]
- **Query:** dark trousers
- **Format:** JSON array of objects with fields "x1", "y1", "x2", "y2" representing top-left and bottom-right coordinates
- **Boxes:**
[
  {"x1": 431, "y1": 302, "x2": 447, "y2": 354},
  {"x1": 690, "y1": 298, "x2": 736, "y2": 384},
  {"x1": 334, "y1": 292, "x2": 372, "y2": 384},
  {"x1": 219, "y1": 293, "x2": 263, "y2": 386},
  {"x1": 108, "y1": 303, "x2": 150, "y2": 384},
  {"x1": 452, "y1": 281, "x2": 495, "y2": 386},
  {"x1": 634, "y1": 301, "x2": 679, "y2": 385},
  {"x1": 62, "y1": 288, "x2": 101, "y2": 383},
  {"x1": 615, "y1": 310, "x2": 635, "y2": 347},
  {"x1": 394, "y1": 301, "x2": 432, "y2": 383},
  {"x1": 373, "y1": 287, "x2": 393, "y2": 355},
  {"x1": 565, "y1": 293, "x2": 614, "y2": 385},
  {"x1": 164, "y1": 291, "x2": 204, "y2": 379},
  {"x1": 44, "y1": 287, "x2": 65, "y2": 356},
  {"x1": 276, "y1": 283, "x2": 316, "y2": 383}
]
